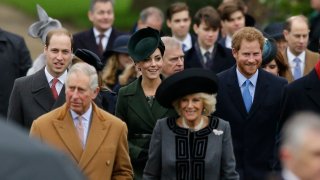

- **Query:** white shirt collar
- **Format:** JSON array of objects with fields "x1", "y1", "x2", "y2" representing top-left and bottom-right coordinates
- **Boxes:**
[
  {"x1": 287, "y1": 48, "x2": 306, "y2": 66},
  {"x1": 282, "y1": 168, "x2": 300, "y2": 180},
  {"x1": 200, "y1": 45, "x2": 214, "y2": 56},
  {"x1": 174, "y1": 33, "x2": 192, "y2": 51},
  {"x1": 225, "y1": 35, "x2": 232, "y2": 49},
  {"x1": 236, "y1": 67, "x2": 259, "y2": 87},
  {"x1": 44, "y1": 66, "x2": 67, "y2": 85},
  {"x1": 93, "y1": 27, "x2": 112, "y2": 40},
  {"x1": 70, "y1": 103, "x2": 93, "y2": 123}
]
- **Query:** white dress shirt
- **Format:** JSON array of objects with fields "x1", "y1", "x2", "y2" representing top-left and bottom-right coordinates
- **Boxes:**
[
  {"x1": 93, "y1": 27, "x2": 112, "y2": 51},
  {"x1": 287, "y1": 49, "x2": 306, "y2": 75},
  {"x1": 45, "y1": 67, "x2": 67, "y2": 95}
]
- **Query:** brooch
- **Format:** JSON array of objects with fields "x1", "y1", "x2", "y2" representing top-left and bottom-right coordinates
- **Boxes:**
[{"x1": 213, "y1": 129, "x2": 223, "y2": 135}]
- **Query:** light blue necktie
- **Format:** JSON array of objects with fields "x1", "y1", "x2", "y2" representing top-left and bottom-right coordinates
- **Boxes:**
[
  {"x1": 293, "y1": 57, "x2": 302, "y2": 80},
  {"x1": 242, "y1": 80, "x2": 252, "y2": 112}
]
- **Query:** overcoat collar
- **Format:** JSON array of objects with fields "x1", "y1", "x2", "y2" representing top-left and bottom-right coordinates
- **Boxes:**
[
  {"x1": 31, "y1": 69, "x2": 65, "y2": 112},
  {"x1": 122, "y1": 76, "x2": 170, "y2": 129},
  {"x1": 226, "y1": 66, "x2": 270, "y2": 118},
  {"x1": 303, "y1": 69, "x2": 320, "y2": 108},
  {"x1": 53, "y1": 103, "x2": 110, "y2": 169}
]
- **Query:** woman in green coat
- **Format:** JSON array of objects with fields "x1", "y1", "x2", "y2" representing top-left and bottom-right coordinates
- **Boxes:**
[{"x1": 115, "y1": 27, "x2": 177, "y2": 180}]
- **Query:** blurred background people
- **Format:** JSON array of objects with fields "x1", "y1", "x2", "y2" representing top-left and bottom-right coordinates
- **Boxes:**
[
  {"x1": 7, "y1": 28, "x2": 72, "y2": 130},
  {"x1": 308, "y1": 0, "x2": 320, "y2": 52},
  {"x1": 184, "y1": 6, "x2": 235, "y2": 73},
  {"x1": 166, "y1": 2, "x2": 195, "y2": 52},
  {"x1": 115, "y1": 27, "x2": 176, "y2": 180},
  {"x1": 27, "y1": 4, "x2": 62, "y2": 76},
  {"x1": 133, "y1": 6, "x2": 164, "y2": 32},
  {"x1": 283, "y1": 15, "x2": 319, "y2": 82},
  {"x1": 73, "y1": 0, "x2": 125, "y2": 64},
  {"x1": 101, "y1": 34, "x2": 133, "y2": 91},
  {"x1": 279, "y1": 112, "x2": 320, "y2": 180},
  {"x1": 160, "y1": 36, "x2": 184, "y2": 78},
  {"x1": 261, "y1": 38, "x2": 289, "y2": 77},
  {"x1": 0, "y1": 28, "x2": 32, "y2": 119},
  {"x1": 144, "y1": 68, "x2": 239, "y2": 179},
  {"x1": 218, "y1": 1, "x2": 246, "y2": 49},
  {"x1": 264, "y1": 22, "x2": 288, "y2": 55}
]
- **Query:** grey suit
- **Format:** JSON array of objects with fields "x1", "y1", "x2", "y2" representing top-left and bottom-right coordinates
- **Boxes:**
[
  {"x1": 143, "y1": 116, "x2": 239, "y2": 180},
  {"x1": 7, "y1": 69, "x2": 65, "y2": 130}
]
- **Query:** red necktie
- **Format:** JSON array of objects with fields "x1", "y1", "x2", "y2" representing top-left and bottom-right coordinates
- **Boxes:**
[
  {"x1": 98, "y1": 34, "x2": 105, "y2": 56},
  {"x1": 51, "y1": 78, "x2": 59, "y2": 100}
]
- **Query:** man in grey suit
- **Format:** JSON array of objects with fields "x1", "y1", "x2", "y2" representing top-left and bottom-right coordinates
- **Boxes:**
[{"x1": 7, "y1": 28, "x2": 73, "y2": 130}]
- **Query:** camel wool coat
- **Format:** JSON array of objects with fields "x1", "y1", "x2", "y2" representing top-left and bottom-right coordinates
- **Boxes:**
[{"x1": 30, "y1": 103, "x2": 133, "y2": 180}]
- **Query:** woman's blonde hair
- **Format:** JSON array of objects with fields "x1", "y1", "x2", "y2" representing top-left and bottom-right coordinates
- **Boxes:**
[
  {"x1": 172, "y1": 93, "x2": 217, "y2": 116},
  {"x1": 101, "y1": 54, "x2": 120, "y2": 88}
]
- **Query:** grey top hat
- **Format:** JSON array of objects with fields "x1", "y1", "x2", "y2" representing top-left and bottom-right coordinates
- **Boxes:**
[
  {"x1": 28, "y1": 4, "x2": 62, "y2": 43},
  {"x1": 128, "y1": 27, "x2": 165, "y2": 63}
]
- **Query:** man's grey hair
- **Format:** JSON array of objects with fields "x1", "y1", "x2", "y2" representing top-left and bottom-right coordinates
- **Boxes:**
[
  {"x1": 139, "y1": 6, "x2": 164, "y2": 23},
  {"x1": 281, "y1": 112, "x2": 320, "y2": 151},
  {"x1": 161, "y1": 36, "x2": 182, "y2": 50},
  {"x1": 66, "y1": 62, "x2": 98, "y2": 90},
  {"x1": 89, "y1": 0, "x2": 114, "y2": 11}
]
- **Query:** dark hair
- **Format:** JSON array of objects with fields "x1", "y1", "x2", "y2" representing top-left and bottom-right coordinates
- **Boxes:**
[
  {"x1": 218, "y1": 1, "x2": 244, "y2": 21},
  {"x1": 166, "y1": 2, "x2": 189, "y2": 20},
  {"x1": 194, "y1": 6, "x2": 221, "y2": 30}
]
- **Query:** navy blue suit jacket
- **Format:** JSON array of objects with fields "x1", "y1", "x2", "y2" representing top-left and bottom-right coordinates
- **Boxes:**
[
  {"x1": 214, "y1": 66, "x2": 287, "y2": 180},
  {"x1": 184, "y1": 42, "x2": 235, "y2": 74},
  {"x1": 73, "y1": 28, "x2": 125, "y2": 65}
]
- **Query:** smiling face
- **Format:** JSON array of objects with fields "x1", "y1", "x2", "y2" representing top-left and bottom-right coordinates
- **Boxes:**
[
  {"x1": 88, "y1": 1, "x2": 114, "y2": 32},
  {"x1": 233, "y1": 39, "x2": 262, "y2": 78},
  {"x1": 136, "y1": 48, "x2": 163, "y2": 80},
  {"x1": 44, "y1": 34, "x2": 72, "y2": 77},
  {"x1": 178, "y1": 93, "x2": 204, "y2": 123}
]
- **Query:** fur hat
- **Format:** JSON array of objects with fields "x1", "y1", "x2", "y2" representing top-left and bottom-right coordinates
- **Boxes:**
[
  {"x1": 28, "y1": 4, "x2": 62, "y2": 43},
  {"x1": 128, "y1": 27, "x2": 165, "y2": 63},
  {"x1": 156, "y1": 68, "x2": 218, "y2": 108}
]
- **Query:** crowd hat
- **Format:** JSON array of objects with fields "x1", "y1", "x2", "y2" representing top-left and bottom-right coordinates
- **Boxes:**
[
  {"x1": 263, "y1": 22, "x2": 285, "y2": 40},
  {"x1": 262, "y1": 38, "x2": 278, "y2": 66},
  {"x1": 111, "y1": 35, "x2": 131, "y2": 54},
  {"x1": 28, "y1": 4, "x2": 62, "y2": 43},
  {"x1": 128, "y1": 27, "x2": 165, "y2": 63},
  {"x1": 156, "y1": 68, "x2": 218, "y2": 108},
  {"x1": 74, "y1": 49, "x2": 104, "y2": 71}
]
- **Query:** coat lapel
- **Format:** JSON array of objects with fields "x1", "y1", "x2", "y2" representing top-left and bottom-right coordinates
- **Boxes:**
[
  {"x1": 304, "y1": 70, "x2": 320, "y2": 108},
  {"x1": 79, "y1": 104, "x2": 109, "y2": 169},
  {"x1": 32, "y1": 69, "x2": 55, "y2": 112},
  {"x1": 249, "y1": 70, "x2": 269, "y2": 116},
  {"x1": 53, "y1": 104, "x2": 83, "y2": 162}
]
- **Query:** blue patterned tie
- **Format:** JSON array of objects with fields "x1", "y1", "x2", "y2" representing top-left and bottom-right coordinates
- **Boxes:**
[
  {"x1": 293, "y1": 57, "x2": 302, "y2": 80},
  {"x1": 242, "y1": 80, "x2": 252, "y2": 112}
]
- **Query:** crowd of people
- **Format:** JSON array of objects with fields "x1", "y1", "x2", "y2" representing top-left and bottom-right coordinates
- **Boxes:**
[{"x1": 1, "y1": 0, "x2": 320, "y2": 179}]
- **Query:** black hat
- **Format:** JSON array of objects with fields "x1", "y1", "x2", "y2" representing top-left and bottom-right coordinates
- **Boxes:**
[
  {"x1": 111, "y1": 34, "x2": 131, "y2": 54},
  {"x1": 263, "y1": 22, "x2": 285, "y2": 40},
  {"x1": 128, "y1": 27, "x2": 165, "y2": 63},
  {"x1": 156, "y1": 68, "x2": 218, "y2": 108},
  {"x1": 262, "y1": 38, "x2": 278, "y2": 65},
  {"x1": 74, "y1": 49, "x2": 104, "y2": 71}
]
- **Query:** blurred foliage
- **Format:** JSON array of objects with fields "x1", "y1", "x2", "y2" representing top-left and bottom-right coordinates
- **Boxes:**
[{"x1": 1, "y1": 0, "x2": 315, "y2": 32}]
